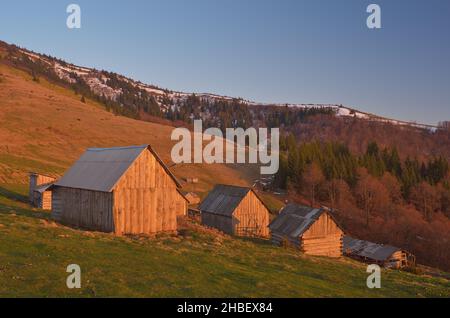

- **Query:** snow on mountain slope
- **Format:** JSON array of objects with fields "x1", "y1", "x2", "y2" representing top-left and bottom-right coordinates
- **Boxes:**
[{"x1": 18, "y1": 47, "x2": 438, "y2": 131}]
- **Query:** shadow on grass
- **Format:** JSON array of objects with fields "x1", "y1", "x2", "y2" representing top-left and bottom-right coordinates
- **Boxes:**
[
  {"x1": 0, "y1": 186, "x2": 28, "y2": 203},
  {"x1": 0, "y1": 187, "x2": 50, "y2": 220},
  {"x1": 234, "y1": 236, "x2": 273, "y2": 247}
]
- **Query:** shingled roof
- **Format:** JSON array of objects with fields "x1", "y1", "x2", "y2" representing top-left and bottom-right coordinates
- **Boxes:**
[
  {"x1": 54, "y1": 145, "x2": 181, "y2": 192},
  {"x1": 199, "y1": 184, "x2": 264, "y2": 216},
  {"x1": 269, "y1": 204, "x2": 341, "y2": 238},
  {"x1": 343, "y1": 236, "x2": 403, "y2": 262}
]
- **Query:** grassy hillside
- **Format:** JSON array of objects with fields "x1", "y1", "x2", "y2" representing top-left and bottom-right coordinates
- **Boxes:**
[
  {"x1": 0, "y1": 184, "x2": 449, "y2": 298},
  {"x1": 0, "y1": 55, "x2": 449, "y2": 298},
  {"x1": 0, "y1": 62, "x2": 257, "y2": 194}
]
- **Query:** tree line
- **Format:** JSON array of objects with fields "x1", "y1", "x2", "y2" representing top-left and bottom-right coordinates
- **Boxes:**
[
  {"x1": 274, "y1": 137, "x2": 450, "y2": 270},
  {"x1": 276, "y1": 136, "x2": 449, "y2": 219},
  {"x1": 13, "y1": 48, "x2": 335, "y2": 130}
]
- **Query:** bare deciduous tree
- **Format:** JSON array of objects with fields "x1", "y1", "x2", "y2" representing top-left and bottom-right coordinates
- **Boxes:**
[{"x1": 302, "y1": 163, "x2": 325, "y2": 207}]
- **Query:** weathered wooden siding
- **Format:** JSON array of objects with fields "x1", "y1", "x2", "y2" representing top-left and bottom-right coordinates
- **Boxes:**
[
  {"x1": 271, "y1": 233, "x2": 301, "y2": 248},
  {"x1": 112, "y1": 150, "x2": 183, "y2": 235},
  {"x1": 271, "y1": 212, "x2": 343, "y2": 257},
  {"x1": 201, "y1": 212, "x2": 233, "y2": 235},
  {"x1": 51, "y1": 188, "x2": 62, "y2": 219},
  {"x1": 41, "y1": 191, "x2": 52, "y2": 210},
  {"x1": 233, "y1": 191, "x2": 270, "y2": 238},
  {"x1": 301, "y1": 213, "x2": 343, "y2": 257},
  {"x1": 385, "y1": 250, "x2": 414, "y2": 269},
  {"x1": 29, "y1": 173, "x2": 56, "y2": 202},
  {"x1": 201, "y1": 190, "x2": 269, "y2": 238},
  {"x1": 33, "y1": 190, "x2": 52, "y2": 210},
  {"x1": 175, "y1": 194, "x2": 188, "y2": 217},
  {"x1": 52, "y1": 187, "x2": 114, "y2": 232}
]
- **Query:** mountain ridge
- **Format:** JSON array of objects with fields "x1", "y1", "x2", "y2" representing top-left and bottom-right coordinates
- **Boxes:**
[{"x1": 1, "y1": 40, "x2": 440, "y2": 131}]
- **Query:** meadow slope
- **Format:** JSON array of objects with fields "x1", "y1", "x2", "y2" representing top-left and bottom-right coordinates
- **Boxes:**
[
  {"x1": 0, "y1": 184, "x2": 449, "y2": 297},
  {"x1": 0, "y1": 62, "x2": 257, "y2": 194}
]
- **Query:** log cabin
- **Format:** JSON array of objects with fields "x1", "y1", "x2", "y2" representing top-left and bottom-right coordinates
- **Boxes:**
[
  {"x1": 51, "y1": 145, "x2": 188, "y2": 235},
  {"x1": 29, "y1": 172, "x2": 57, "y2": 210},
  {"x1": 269, "y1": 204, "x2": 344, "y2": 258},
  {"x1": 199, "y1": 184, "x2": 270, "y2": 238},
  {"x1": 343, "y1": 236, "x2": 416, "y2": 269}
]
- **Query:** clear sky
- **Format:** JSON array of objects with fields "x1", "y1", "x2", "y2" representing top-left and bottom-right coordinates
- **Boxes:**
[{"x1": 1, "y1": 0, "x2": 449, "y2": 125}]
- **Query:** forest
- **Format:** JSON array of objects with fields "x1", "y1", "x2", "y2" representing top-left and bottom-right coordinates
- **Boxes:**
[{"x1": 275, "y1": 137, "x2": 450, "y2": 270}]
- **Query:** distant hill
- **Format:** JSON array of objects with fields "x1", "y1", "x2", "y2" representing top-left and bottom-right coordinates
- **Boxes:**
[
  {"x1": 3, "y1": 41, "x2": 441, "y2": 128},
  {"x1": 0, "y1": 51, "x2": 258, "y2": 193},
  {"x1": 2, "y1": 40, "x2": 449, "y2": 162}
]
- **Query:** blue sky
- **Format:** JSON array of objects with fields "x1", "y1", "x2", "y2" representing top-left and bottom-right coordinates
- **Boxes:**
[{"x1": 1, "y1": 0, "x2": 449, "y2": 125}]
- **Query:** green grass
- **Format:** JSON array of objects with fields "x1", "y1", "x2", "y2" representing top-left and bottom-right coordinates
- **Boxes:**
[
  {"x1": 0, "y1": 184, "x2": 449, "y2": 298},
  {"x1": 24, "y1": 145, "x2": 72, "y2": 166},
  {"x1": 259, "y1": 192, "x2": 285, "y2": 215},
  {"x1": 0, "y1": 154, "x2": 65, "y2": 177}
]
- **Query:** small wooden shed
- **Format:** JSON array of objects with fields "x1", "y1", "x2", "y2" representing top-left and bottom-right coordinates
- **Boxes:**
[
  {"x1": 184, "y1": 192, "x2": 201, "y2": 205},
  {"x1": 343, "y1": 236, "x2": 416, "y2": 269},
  {"x1": 51, "y1": 145, "x2": 188, "y2": 235},
  {"x1": 269, "y1": 204, "x2": 344, "y2": 258},
  {"x1": 29, "y1": 172, "x2": 57, "y2": 210},
  {"x1": 199, "y1": 184, "x2": 270, "y2": 238}
]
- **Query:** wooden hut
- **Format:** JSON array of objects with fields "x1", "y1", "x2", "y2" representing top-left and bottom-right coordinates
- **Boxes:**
[
  {"x1": 343, "y1": 236, "x2": 416, "y2": 269},
  {"x1": 199, "y1": 184, "x2": 270, "y2": 238},
  {"x1": 269, "y1": 204, "x2": 344, "y2": 258},
  {"x1": 29, "y1": 172, "x2": 57, "y2": 210},
  {"x1": 184, "y1": 192, "x2": 201, "y2": 205},
  {"x1": 51, "y1": 145, "x2": 188, "y2": 235}
]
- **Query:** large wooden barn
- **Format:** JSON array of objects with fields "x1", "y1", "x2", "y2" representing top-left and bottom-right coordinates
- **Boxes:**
[
  {"x1": 269, "y1": 204, "x2": 344, "y2": 258},
  {"x1": 29, "y1": 172, "x2": 57, "y2": 210},
  {"x1": 343, "y1": 236, "x2": 416, "y2": 269},
  {"x1": 51, "y1": 145, "x2": 188, "y2": 235},
  {"x1": 199, "y1": 184, "x2": 270, "y2": 238}
]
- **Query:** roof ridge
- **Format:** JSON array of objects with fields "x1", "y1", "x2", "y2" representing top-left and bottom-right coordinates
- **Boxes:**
[
  {"x1": 87, "y1": 145, "x2": 149, "y2": 151},
  {"x1": 215, "y1": 184, "x2": 252, "y2": 190},
  {"x1": 54, "y1": 144, "x2": 182, "y2": 192}
]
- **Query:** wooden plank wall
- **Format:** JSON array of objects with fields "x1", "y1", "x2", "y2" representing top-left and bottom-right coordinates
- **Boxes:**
[
  {"x1": 34, "y1": 190, "x2": 52, "y2": 210},
  {"x1": 29, "y1": 174, "x2": 56, "y2": 202},
  {"x1": 176, "y1": 192, "x2": 188, "y2": 217},
  {"x1": 300, "y1": 213, "x2": 343, "y2": 258},
  {"x1": 52, "y1": 187, "x2": 114, "y2": 232},
  {"x1": 385, "y1": 250, "x2": 413, "y2": 269},
  {"x1": 345, "y1": 250, "x2": 414, "y2": 269},
  {"x1": 32, "y1": 191, "x2": 41, "y2": 209},
  {"x1": 112, "y1": 149, "x2": 183, "y2": 235},
  {"x1": 201, "y1": 212, "x2": 233, "y2": 235},
  {"x1": 41, "y1": 191, "x2": 52, "y2": 210},
  {"x1": 271, "y1": 233, "x2": 301, "y2": 248},
  {"x1": 233, "y1": 191, "x2": 270, "y2": 238},
  {"x1": 51, "y1": 188, "x2": 63, "y2": 220}
]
